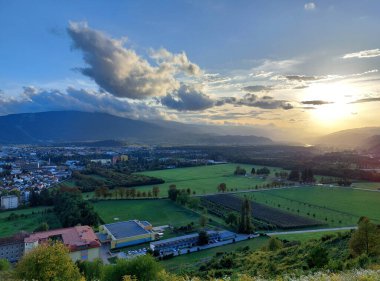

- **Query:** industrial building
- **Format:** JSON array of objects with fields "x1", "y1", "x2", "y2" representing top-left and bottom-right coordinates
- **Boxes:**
[
  {"x1": 99, "y1": 220, "x2": 155, "y2": 249},
  {"x1": 150, "y1": 230, "x2": 236, "y2": 252},
  {"x1": 24, "y1": 226, "x2": 101, "y2": 262}
]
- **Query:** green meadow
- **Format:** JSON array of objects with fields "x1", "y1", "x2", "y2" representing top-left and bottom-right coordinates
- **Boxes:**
[
  {"x1": 0, "y1": 207, "x2": 61, "y2": 238},
  {"x1": 135, "y1": 163, "x2": 286, "y2": 195}
]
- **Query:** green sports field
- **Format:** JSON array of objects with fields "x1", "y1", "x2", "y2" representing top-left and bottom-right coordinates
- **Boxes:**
[
  {"x1": 135, "y1": 163, "x2": 286, "y2": 195},
  {"x1": 93, "y1": 199, "x2": 201, "y2": 227},
  {"x1": 0, "y1": 207, "x2": 61, "y2": 238},
  {"x1": 242, "y1": 186, "x2": 380, "y2": 227}
]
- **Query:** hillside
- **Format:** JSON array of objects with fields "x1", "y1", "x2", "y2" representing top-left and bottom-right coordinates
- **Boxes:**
[
  {"x1": 0, "y1": 111, "x2": 273, "y2": 146},
  {"x1": 315, "y1": 127, "x2": 380, "y2": 148}
]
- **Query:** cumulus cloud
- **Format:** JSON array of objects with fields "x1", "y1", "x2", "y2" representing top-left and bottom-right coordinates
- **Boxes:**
[
  {"x1": 67, "y1": 22, "x2": 201, "y2": 100},
  {"x1": 160, "y1": 84, "x2": 214, "y2": 111},
  {"x1": 301, "y1": 100, "x2": 333, "y2": 105},
  {"x1": 242, "y1": 85, "x2": 272, "y2": 92},
  {"x1": 343, "y1": 49, "x2": 380, "y2": 59},
  {"x1": 304, "y1": 2, "x2": 316, "y2": 10}
]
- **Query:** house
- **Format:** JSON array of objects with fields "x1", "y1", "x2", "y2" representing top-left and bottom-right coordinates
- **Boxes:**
[
  {"x1": 1, "y1": 195, "x2": 19, "y2": 209},
  {"x1": 0, "y1": 232, "x2": 29, "y2": 262},
  {"x1": 99, "y1": 220, "x2": 155, "y2": 249},
  {"x1": 24, "y1": 226, "x2": 101, "y2": 262}
]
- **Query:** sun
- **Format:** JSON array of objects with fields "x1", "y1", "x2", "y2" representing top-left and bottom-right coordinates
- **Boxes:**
[{"x1": 303, "y1": 82, "x2": 357, "y2": 126}]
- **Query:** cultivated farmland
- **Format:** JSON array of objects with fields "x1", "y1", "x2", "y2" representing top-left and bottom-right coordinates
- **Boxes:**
[
  {"x1": 201, "y1": 194, "x2": 322, "y2": 229},
  {"x1": 244, "y1": 186, "x2": 380, "y2": 226}
]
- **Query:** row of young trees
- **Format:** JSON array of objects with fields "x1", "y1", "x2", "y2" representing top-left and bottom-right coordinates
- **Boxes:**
[{"x1": 94, "y1": 186, "x2": 160, "y2": 199}]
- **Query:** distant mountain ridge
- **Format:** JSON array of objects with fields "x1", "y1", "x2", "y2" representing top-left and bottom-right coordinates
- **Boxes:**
[
  {"x1": 0, "y1": 111, "x2": 273, "y2": 146},
  {"x1": 316, "y1": 127, "x2": 380, "y2": 149}
]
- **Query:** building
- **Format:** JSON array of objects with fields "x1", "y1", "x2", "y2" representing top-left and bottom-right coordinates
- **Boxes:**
[
  {"x1": 1, "y1": 195, "x2": 19, "y2": 209},
  {"x1": 24, "y1": 226, "x2": 101, "y2": 262},
  {"x1": 99, "y1": 220, "x2": 155, "y2": 249},
  {"x1": 150, "y1": 230, "x2": 236, "y2": 252},
  {"x1": 0, "y1": 232, "x2": 29, "y2": 262}
]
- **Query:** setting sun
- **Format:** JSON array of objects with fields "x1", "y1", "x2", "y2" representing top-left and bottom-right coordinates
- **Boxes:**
[{"x1": 304, "y1": 82, "x2": 358, "y2": 125}]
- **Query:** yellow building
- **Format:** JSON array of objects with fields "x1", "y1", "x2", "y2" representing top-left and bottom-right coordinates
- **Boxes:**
[{"x1": 99, "y1": 220, "x2": 155, "y2": 249}]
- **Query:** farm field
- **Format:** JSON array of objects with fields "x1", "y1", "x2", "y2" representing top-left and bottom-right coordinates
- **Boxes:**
[
  {"x1": 245, "y1": 187, "x2": 380, "y2": 226},
  {"x1": 351, "y1": 181, "x2": 380, "y2": 190},
  {"x1": 202, "y1": 194, "x2": 322, "y2": 229},
  {"x1": 135, "y1": 163, "x2": 286, "y2": 195},
  {"x1": 0, "y1": 207, "x2": 61, "y2": 238},
  {"x1": 93, "y1": 199, "x2": 201, "y2": 227},
  {"x1": 160, "y1": 236, "x2": 268, "y2": 273}
]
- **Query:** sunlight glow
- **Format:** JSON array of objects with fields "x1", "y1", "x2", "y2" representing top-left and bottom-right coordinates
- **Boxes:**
[{"x1": 304, "y1": 82, "x2": 358, "y2": 125}]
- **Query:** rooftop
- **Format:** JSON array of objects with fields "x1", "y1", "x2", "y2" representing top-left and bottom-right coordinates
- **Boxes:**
[
  {"x1": 25, "y1": 226, "x2": 100, "y2": 251},
  {"x1": 104, "y1": 220, "x2": 151, "y2": 239}
]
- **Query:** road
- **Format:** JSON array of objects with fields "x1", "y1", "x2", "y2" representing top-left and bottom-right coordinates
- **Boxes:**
[{"x1": 265, "y1": 226, "x2": 357, "y2": 236}]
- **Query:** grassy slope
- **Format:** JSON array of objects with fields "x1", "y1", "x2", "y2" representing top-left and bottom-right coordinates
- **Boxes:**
[
  {"x1": 93, "y1": 199, "x2": 201, "y2": 227},
  {"x1": 135, "y1": 164, "x2": 286, "y2": 195},
  {"x1": 0, "y1": 207, "x2": 61, "y2": 237}
]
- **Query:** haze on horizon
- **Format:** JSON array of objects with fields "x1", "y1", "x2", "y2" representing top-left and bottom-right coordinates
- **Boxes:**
[{"x1": 1, "y1": 0, "x2": 380, "y2": 142}]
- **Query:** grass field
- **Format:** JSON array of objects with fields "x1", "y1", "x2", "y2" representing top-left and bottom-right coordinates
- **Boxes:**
[
  {"x1": 160, "y1": 236, "x2": 268, "y2": 273},
  {"x1": 351, "y1": 181, "x2": 380, "y2": 190},
  {"x1": 93, "y1": 199, "x2": 202, "y2": 227},
  {"x1": 135, "y1": 163, "x2": 286, "y2": 196},
  {"x1": 273, "y1": 230, "x2": 351, "y2": 242},
  {"x1": 0, "y1": 207, "x2": 61, "y2": 238},
  {"x1": 243, "y1": 186, "x2": 380, "y2": 226}
]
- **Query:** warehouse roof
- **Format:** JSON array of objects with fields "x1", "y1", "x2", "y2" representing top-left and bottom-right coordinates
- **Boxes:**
[{"x1": 104, "y1": 220, "x2": 151, "y2": 239}]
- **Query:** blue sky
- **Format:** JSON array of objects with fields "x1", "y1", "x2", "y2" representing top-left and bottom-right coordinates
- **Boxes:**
[{"x1": 1, "y1": 0, "x2": 380, "y2": 139}]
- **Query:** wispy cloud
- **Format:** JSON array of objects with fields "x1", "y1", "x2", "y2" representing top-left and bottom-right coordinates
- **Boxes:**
[
  {"x1": 342, "y1": 49, "x2": 380, "y2": 59},
  {"x1": 301, "y1": 100, "x2": 333, "y2": 105},
  {"x1": 304, "y1": 2, "x2": 316, "y2": 11},
  {"x1": 349, "y1": 97, "x2": 380, "y2": 104}
]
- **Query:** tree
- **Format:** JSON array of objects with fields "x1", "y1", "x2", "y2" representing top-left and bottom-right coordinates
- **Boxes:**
[
  {"x1": 251, "y1": 168, "x2": 256, "y2": 175},
  {"x1": 288, "y1": 170, "x2": 300, "y2": 182},
  {"x1": 234, "y1": 166, "x2": 246, "y2": 175},
  {"x1": 349, "y1": 217, "x2": 380, "y2": 257},
  {"x1": 168, "y1": 185, "x2": 179, "y2": 201},
  {"x1": 256, "y1": 167, "x2": 270, "y2": 176},
  {"x1": 199, "y1": 210, "x2": 208, "y2": 228},
  {"x1": 307, "y1": 246, "x2": 329, "y2": 268},
  {"x1": 176, "y1": 190, "x2": 189, "y2": 205},
  {"x1": 198, "y1": 230, "x2": 209, "y2": 246},
  {"x1": 267, "y1": 237, "x2": 283, "y2": 251},
  {"x1": 225, "y1": 212, "x2": 238, "y2": 226},
  {"x1": 76, "y1": 258, "x2": 103, "y2": 281},
  {"x1": 238, "y1": 198, "x2": 254, "y2": 234},
  {"x1": 301, "y1": 168, "x2": 314, "y2": 183},
  {"x1": 34, "y1": 222, "x2": 49, "y2": 232},
  {"x1": 217, "y1": 183, "x2": 227, "y2": 192},
  {"x1": 102, "y1": 255, "x2": 162, "y2": 281},
  {"x1": 152, "y1": 186, "x2": 160, "y2": 198},
  {"x1": 15, "y1": 243, "x2": 83, "y2": 281},
  {"x1": 0, "y1": 259, "x2": 10, "y2": 271}
]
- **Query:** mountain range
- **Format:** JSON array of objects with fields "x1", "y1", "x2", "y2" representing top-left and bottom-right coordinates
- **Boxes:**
[{"x1": 0, "y1": 111, "x2": 273, "y2": 146}]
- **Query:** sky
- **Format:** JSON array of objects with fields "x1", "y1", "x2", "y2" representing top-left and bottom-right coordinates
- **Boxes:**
[{"x1": 1, "y1": 0, "x2": 380, "y2": 141}]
